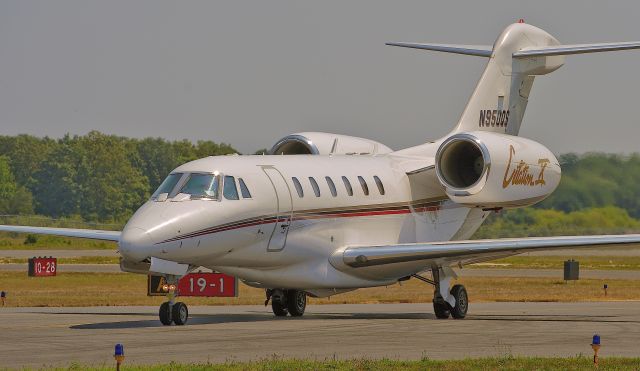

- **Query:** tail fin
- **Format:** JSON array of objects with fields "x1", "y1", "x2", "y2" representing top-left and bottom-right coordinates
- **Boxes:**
[{"x1": 388, "y1": 22, "x2": 640, "y2": 136}]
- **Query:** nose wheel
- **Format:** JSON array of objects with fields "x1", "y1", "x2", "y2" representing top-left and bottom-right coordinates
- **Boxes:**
[{"x1": 158, "y1": 276, "x2": 189, "y2": 326}]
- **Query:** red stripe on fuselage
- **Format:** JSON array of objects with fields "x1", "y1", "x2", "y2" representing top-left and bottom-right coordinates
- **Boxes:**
[{"x1": 156, "y1": 201, "x2": 445, "y2": 244}]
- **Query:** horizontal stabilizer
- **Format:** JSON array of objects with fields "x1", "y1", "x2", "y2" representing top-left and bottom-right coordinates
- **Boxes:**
[
  {"x1": 386, "y1": 42, "x2": 493, "y2": 57},
  {"x1": 514, "y1": 42, "x2": 640, "y2": 57}
]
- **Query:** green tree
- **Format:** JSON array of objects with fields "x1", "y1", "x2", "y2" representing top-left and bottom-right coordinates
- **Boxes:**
[
  {"x1": 0, "y1": 155, "x2": 34, "y2": 215},
  {"x1": 0, "y1": 134, "x2": 56, "y2": 189},
  {"x1": 34, "y1": 132, "x2": 149, "y2": 222}
]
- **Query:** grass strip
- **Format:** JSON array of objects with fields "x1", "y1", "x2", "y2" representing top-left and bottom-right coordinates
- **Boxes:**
[
  {"x1": 0, "y1": 256, "x2": 119, "y2": 264},
  {"x1": 12, "y1": 356, "x2": 640, "y2": 371},
  {"x1": 0, "y1": 272, "x2": 636, "y2": 307},
  {"x1": 471, "y1": 255, "x2": 640, "y2": 270}
]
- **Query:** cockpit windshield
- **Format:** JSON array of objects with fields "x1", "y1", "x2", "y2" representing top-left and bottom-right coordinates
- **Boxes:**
[
  {"x1": 179, "y1": 173, "x2": 220, "y2": 200},
  {"x1": 151, "y1": 173, "x2": 183, "y2": 200}
]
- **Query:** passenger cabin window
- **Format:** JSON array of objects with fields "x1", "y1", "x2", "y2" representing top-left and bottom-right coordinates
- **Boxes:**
[
  {"x1": 326, "y1": 177, "x2": 337, "y2": 197},
  {"x1": 358, "y1": 176, "x2": 369, "y2": 196},
  {"x1": 152, "y1": 172, "x2": 183, "y2": 199},
  {"x1": 309, "y1": 177, "x2": 320, "y2": 197},
  {"x1": 179, "y1": 173, "x2": 220, "y2": 200},
  {"x1": 292, "y1": 177, "x2": 304, "y2": 198},
  {"x1": 223, "y1": 176, "x2": 240, "y2": 200},
  {"x1": 238, "y1": 178, "x2": 252, "y2": 199},
  {"x1": 342, "y1": 176, "x2": 353, "y2": 196},
  {"x1": 374, "y1": 176, "x2": 385, "y2": 195}
]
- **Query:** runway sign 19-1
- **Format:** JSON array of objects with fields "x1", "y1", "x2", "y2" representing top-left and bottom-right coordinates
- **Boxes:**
[{"x1": 148, "y1": 273, "x2": 238, "y2": 297}]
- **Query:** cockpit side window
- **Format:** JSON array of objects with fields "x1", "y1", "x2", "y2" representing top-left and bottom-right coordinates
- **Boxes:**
[
  {"x1": 238, "y1": 178, "x2": 252, "y2": 199},
  {"x1": 152, "y1": 173, "x2": 183, "y2": 200},
  {"x1": 179, "y1": 173, "x2": 220, "y2": 200},
  {"x1": 223, "y1": 175, "x2": 240, "y2": 200}
]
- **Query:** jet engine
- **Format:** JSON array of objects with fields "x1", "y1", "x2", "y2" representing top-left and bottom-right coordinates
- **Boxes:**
[
  {"x1": 435, "y1": 131, "x2": 560, "y2": 208},
  {"x1": 269, "y1": 132, "x2": 392, "y2": 155}
]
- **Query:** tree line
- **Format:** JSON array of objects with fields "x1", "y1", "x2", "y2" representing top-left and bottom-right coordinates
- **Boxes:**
[
  {"x1": 1, "y1": 132, "x2": 639, "y2": 236},
  {"x1": 0, "y1": 132, "x2": 236, "y2": 223}
]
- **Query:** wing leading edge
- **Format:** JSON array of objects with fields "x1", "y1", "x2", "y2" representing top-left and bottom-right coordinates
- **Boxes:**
[
  {"x1": 0, "y1": 225, "x2": 121, "y2": 242},
  {"x1": 340, "y1": 234, "x2": 640, "y2": 268}
]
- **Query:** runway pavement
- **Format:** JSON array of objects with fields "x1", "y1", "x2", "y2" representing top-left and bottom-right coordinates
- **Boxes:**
[{"x1": 1, "y1": 302, "x2": 639, "y2": 368}]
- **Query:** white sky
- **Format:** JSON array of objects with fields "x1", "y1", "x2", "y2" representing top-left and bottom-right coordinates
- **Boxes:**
[{"x1": 1, "y1": 1, "x2": 639, "y2": 154}]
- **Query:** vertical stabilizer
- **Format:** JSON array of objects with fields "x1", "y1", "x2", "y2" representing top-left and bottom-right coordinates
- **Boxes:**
[
  {"x1": 449, "y1": 23, "x2": 563, "y2": 136},
  {"x1": 388, "y1": 22, "x2": 640, "y2": 139}
]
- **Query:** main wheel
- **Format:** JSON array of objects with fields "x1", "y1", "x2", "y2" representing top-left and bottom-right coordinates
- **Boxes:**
[
  {"x1": 172, "y1": 302, "x2": 189, "y2": 325},
  {"x1": 271, "y1": 292, "x2": 288, "y2": 316},
  {"x1": 433, "y1": 299, "x2": 450, "y2": 319},
  {"x1": 286, "y1": 290, "x2": 307, "y2": 317},
  {"x1": 159, "y1": 302, "x2": 172, "y2": 325},
  {"x1": 449, "y1": 284, "x2": 468, "y2": 319}
]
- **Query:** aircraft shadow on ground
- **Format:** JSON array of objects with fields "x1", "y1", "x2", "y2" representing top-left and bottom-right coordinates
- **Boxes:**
[
  {"x1": 67, "y1": 311, "x2": 637, "y2": 330},
  {"x1": 69, "y1": 312, "x2": 433, "y2": 329}
]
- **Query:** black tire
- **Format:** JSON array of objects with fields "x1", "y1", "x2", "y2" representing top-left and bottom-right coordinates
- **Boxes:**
[
  {"x1": 159, "y1": 302, "x2": 172, "y2": 325},
  {"x1": 172, "y1": 302, "x2": 189, "y2": 325},
  {"x1": 449, "y1": 284, "x2": 468, "y2": 319},
  {"x1": 271, "y1": 293, "x2": 288, "y2": 316},
  {"x1": 433, "y1": 299, "x2": 450, "y2": 319},
  {"x1": 286, "y1": 290, "x2": 307, "y2": 317}
]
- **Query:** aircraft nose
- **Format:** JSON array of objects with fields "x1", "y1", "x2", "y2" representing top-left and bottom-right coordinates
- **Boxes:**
[{"x1": 119, "y1": 227, "x2": 154, "y2": 261}]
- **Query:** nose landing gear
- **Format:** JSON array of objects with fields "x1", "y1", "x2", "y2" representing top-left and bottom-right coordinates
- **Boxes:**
[
  {"x1": 265, "y1": 289, "x2": 307, "y2": 317},
  {"x1": 158, "y1": 276, "x2": 189, "y2": 326}
]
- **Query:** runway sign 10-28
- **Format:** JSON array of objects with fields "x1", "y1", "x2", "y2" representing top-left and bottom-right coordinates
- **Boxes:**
[
  {"x1": 28, "y1": 257, "x2": 57, "y2": 277},
  {"x1": 147, "y1": 273, "x2": 238, "y2": 297}
]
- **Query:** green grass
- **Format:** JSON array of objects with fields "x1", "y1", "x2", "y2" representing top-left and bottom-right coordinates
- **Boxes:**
[
  {"x1": 0, "y1": 232, "x2": 117, "y2": 250},
  {"x1": 0, "y1": 256, "x2": 119, "y2": 264},
  {"x1": 1, "y1": 272, "x2": 638, "y2": 307},
  {"x1": 14, "y1": 356, "x2": 640, "y2": 371},
  {"x1": 470, "y1": 255, "x2": 640, "y2": 270}
]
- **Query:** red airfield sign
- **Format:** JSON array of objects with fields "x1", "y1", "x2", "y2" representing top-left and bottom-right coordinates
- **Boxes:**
[{"x1": 148, "y1": 272, "x2": 238, "y2": 297}]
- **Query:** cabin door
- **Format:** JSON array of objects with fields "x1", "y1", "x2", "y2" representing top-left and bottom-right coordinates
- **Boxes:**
[{"x1": 261, "y1": 166, "x2": 293, "y2": 251}]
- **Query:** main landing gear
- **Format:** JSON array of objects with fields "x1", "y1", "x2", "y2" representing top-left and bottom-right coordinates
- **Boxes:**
[
  {"x1": 265, "y1": 289, "x2": 307, "y2": 317},
  {"x1": 413, "y1": 266, "x2": 468, "y2": 319},
  {"x1": 159, "y1": 275, "x2": 189, "y2": 326}
]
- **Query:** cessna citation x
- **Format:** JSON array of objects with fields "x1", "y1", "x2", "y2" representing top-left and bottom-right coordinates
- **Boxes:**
[{"x1": 3, "y1": 21, "x2": 640, "y2": 325}]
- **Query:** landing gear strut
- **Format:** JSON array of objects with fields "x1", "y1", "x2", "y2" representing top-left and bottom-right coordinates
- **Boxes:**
[
  {"x1": 158, "y1": 275, "x2": 189, "y2": 326},
  {"x1": 415, "y1": 266, "x2": 468, "y2": 319},
  {"x1": 265, "y1": 289, "x2": 307, "y2": 317}
]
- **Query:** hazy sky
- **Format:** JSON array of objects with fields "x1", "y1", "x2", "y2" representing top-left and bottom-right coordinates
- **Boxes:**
[{"x1": 1, "y1": 1, "x2": 639, "y2": 154}]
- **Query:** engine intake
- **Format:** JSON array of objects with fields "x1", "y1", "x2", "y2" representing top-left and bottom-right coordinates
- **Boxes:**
[
  {"x1": 435, "y1": 131, "x2": 560, "y2": 208},
  {"x1": 437, "y1": 137, "x2": 488, "y2": 189}
]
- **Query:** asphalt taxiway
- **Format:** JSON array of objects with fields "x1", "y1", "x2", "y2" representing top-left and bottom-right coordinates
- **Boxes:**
[{"x1": 1, "y1": 302, "x2": 639, "y2": 368}]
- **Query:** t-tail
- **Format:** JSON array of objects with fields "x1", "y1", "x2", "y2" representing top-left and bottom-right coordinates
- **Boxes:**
[{"x1": 388, "y1": 20, "x2": 640, "y2": 136}]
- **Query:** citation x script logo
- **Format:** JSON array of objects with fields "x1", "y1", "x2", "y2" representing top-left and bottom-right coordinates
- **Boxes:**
[
  {"x1": 502, "y1": 145, "x2": 550, "y2": 189},
  {"x1": 479, "y1": 109, "x2": 509, "y2": 127}
]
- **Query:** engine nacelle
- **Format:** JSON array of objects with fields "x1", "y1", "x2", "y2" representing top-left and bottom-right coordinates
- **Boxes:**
[
  {"x1": 435, "y1": 131, "x2": 561, "y2": 208},
  {"x1": 269, "y1": 132, "x2": 392, "y2": 155}
]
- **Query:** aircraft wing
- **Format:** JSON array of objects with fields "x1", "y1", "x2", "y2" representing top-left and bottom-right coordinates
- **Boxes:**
[
  {"x1": 0, "y1": 225, "x2": 121, "y2": 242},
  {"x1": 338, "y1": 234, "x2": 640, "y2": 268}
]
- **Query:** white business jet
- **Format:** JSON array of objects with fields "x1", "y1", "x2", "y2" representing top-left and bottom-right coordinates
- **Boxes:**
[{"x1": 3, "y1": 21, "x2": 640, "y2": 325}]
